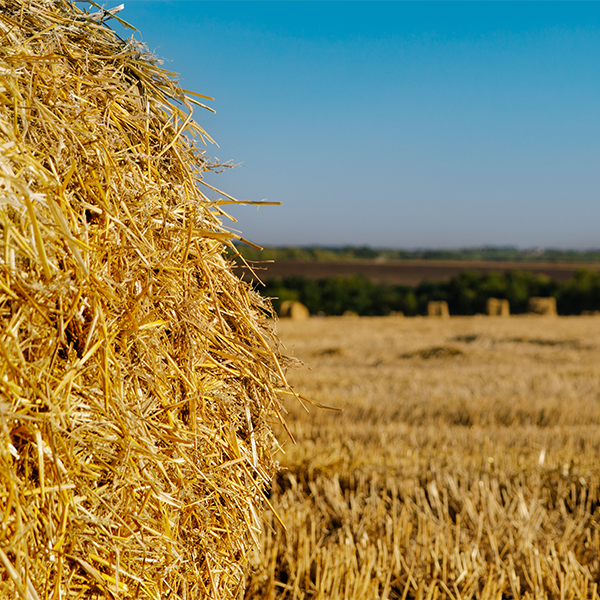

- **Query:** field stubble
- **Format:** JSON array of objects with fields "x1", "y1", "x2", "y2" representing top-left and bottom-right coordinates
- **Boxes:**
[{"x1": 245, "y1": 315, "x2": 600, "y2": 600}]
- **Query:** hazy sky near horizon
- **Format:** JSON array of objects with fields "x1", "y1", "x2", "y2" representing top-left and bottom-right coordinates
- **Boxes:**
[{"x1": 111, "y1": 2, "x2": 600, "y2": 249}]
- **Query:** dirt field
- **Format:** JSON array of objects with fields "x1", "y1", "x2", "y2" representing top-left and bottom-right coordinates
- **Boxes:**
[
  {"x1": 235, "y1": 259, "x2": 600, "y2": 285},
  {"x1": 246, "y1": 315, "x2": 600, "y2": 599}
]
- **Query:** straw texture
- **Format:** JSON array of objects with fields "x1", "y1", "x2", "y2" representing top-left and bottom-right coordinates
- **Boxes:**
[{"x1": 0, "y1": 1, "x2": 288, "y2": 597}]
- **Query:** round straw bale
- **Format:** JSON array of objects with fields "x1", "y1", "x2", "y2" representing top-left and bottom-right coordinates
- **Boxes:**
[
  {"x1": 0, "y1": 2, "x2": 290, "y2": 598},
  {"x1": 279, "y1": 300, "x2": 310, "y2": 321}
]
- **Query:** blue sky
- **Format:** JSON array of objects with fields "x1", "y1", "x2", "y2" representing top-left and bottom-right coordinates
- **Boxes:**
[{"x1": 109, "y1": 2, "x2": 600, "y2": 249}]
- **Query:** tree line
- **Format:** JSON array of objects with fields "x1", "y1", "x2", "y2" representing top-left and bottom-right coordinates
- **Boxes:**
[
  {"x1": 258, "y1": 269, "x2": 600, "y2": 316},
  {"x1": 234, "y1": 244, "x2": 600, "y2": 264}
]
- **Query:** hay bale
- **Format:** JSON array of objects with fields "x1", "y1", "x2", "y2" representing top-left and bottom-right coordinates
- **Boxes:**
[
  {"x1": 427, "y1": 300, "x2": 450, "y2": 318},
  {"x1": 487, "y1": 297, "x2": 510, "y2": 317},
  {"x1": 280, "y1": 300, "x2": 310, "y2": 320},
  {"x1": 528, "y1": 297, "x2": 558, "y2": 316},
  {"x1": 0, "y1": 3, "x2": 290, "y2": 598}
]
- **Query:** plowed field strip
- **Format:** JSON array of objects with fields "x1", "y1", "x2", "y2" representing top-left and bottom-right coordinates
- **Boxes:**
[{"x1": 235, "y1": 259, "x2": 600, "y2": 285}]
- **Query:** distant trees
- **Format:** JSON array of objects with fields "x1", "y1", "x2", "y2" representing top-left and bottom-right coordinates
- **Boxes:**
[
  {"x1": 416, "y1": 270, "x2": 557, "y2": 315},
  {"x1": 233, "y1": 244, "x2": 600, "y2": 264},
  {"x1": 259, "y1": 270, "x2": 600, "y2": 316},
  {"x1": 558, "y1": 269, "x2": 600, "y2": 314},
  {"x1": 261, "y1": 275, "x2": 417, "y2": 316}
]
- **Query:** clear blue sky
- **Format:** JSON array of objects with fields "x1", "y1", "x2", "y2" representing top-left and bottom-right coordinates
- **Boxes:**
[{"x1": 109, "y1": 2, "x2": 600, "y2": 249}]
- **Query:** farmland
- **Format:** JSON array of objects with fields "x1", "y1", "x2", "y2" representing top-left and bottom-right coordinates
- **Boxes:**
[
  {"x1": 235, "y1": 258, "x2": 600, "y2": 286},
  {"x1": 246, "y1": 315, "x2": 600, "y2": 599}
]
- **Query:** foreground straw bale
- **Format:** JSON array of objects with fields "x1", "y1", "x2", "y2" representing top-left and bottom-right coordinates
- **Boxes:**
[{"x1": 0, "y1": 2, "x2": 289, "y2": 597}]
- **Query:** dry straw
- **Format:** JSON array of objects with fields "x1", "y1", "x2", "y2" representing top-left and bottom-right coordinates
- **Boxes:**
[{"x1": 0, "y1": 1, "x2": 290, "y2": 597}]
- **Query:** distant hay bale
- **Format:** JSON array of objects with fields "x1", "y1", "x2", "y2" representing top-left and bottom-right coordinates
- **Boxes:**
[
  {"x1": 528, "y1": 297, "x2": 558, "y2": 316},
  {"x1": 487, "y1": 297, "x2": 510, "y2": 317},
  {"x1": 0, "y1": 3, "x2": 290, "y2": 599},
  {"x1": 427, "y1": 300, "x2": 450, "y2": 318},
  {"x1": 280, "y1": 300, "x2": 310, "y2": 320}
]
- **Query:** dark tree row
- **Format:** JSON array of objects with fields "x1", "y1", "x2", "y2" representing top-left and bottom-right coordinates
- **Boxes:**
[{"x1": 259, "y1": 270, "x2": 600, "y2": 316}]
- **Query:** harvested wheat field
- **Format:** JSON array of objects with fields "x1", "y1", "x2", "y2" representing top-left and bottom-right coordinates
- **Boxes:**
[{"x1": 246, "y1": 315, "x2": 600, "y2": 600}]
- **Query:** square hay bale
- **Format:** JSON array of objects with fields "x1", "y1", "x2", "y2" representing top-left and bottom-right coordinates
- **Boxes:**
[
  {"x1": 528, "y1": 297, "x2": 557, "y2": 316},
  {"x1": 486, "y1": 297, "x2": 510, "y2": 317},
  {"x1": 0, "y1": 2, "x2": 290, "y2": 598},
  {"x1": 427, "y1": 300, "x2": 450, "y2": 318}
]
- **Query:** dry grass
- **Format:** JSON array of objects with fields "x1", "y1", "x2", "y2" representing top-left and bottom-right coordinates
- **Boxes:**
[{"x1": 246, "y1": 315, "x2": 600, "y2": 599}]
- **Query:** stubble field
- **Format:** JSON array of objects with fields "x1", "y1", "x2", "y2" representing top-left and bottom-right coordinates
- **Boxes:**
[{"x1": 246, "y1": 315, "x2": 600, "y2": 600}]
